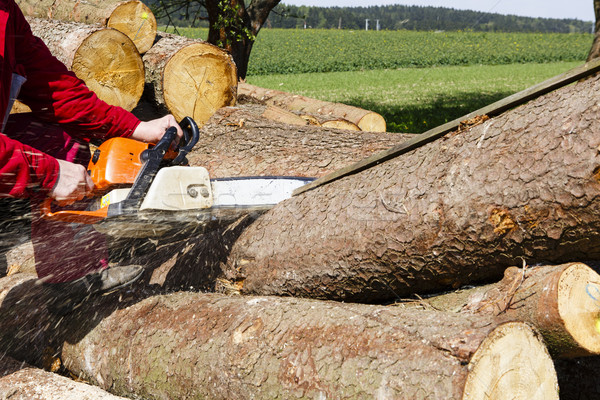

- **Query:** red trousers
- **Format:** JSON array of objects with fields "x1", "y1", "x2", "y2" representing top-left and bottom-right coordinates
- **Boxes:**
[{"x1": 4, "y1": 113, "x2": 107, "y2": 283}]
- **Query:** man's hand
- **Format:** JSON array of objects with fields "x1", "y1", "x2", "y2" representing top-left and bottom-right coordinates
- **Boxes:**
[
  {"x1": 130, "y1": 114, "x2": 183, "y2": 144},
  {"x1": 50, "y1": 159, "x2": 94, "y2": 206}
]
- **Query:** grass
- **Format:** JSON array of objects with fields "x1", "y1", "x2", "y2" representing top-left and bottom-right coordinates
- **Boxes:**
[{"x1": 245, "y1": 61, "x2": 582, "y2": 133}]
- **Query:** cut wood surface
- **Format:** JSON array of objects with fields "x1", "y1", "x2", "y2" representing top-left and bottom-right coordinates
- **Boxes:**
[
  {"x1": 424, "y1": 263, "x2": 600, "y2": 358},
  {"x1": 223, "y1": 74, "x2": 600, "y2": 303},
  {"x1": 55, "y1": 292, "x2": 556, "y2": 400},
  {"x1": 17, "y1": 0, "x2": 157, "y2": 53},
  {"x1": 0, "y1": 356, "x2": 128, "y2": 400},
  {"x1": 238, "y1": 82, "x2": 387, "y2": 132},
  {"x1": 143, "y1": 32, "x2": 237, "y2": 126},
  {"x1": 185, "y1": 104, "x2": 414, "y2": 178},
  {"x1": 27, "y1": 17, "x2": 144, "y2": 111}
]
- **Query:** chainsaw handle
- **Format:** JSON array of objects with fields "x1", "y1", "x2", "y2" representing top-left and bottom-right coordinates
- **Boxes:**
[
  {"x1": 173, "y1": 116, "x2": 199, "y2": 165},
  {"x1": 41, "y1": 198, "x2": 108, "y2": 224}
]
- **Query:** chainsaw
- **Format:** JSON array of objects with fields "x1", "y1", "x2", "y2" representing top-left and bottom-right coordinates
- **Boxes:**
[{"x1": 42, "y1": 117, "x2": 314, "y2": 238}]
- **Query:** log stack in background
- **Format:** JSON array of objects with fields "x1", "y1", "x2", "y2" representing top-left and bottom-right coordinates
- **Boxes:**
[
  {"x1": 27, "y1": 17, "x2": 145, "y2": 112},
  {"x1": 238, "y1": 81, "x2": 387, "y2": 132},
  {"x1": 16, "y1": 0, "x2": 157, "y2": 53}
]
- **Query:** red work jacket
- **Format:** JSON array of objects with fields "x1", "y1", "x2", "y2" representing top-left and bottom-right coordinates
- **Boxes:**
[{"x1": 0, "y1": 0, "x2": 140, "y2": 198}]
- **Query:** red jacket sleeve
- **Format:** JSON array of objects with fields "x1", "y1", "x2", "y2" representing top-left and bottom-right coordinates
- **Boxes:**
[{"x1": 0, "y1": 133, "x2": 59, "y2": 198}]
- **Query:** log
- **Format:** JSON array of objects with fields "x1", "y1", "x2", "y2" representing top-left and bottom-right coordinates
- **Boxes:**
[
  {"x1": 423, "y1": 263, "x2": 600, "y2": 358},
  {"x1": 27, "y1": 17, "x2": 144, "y2": 112},
  {"x1": 54, "y1": 292, "x2": 557, "y2": 400},
  {"x1": 17, "y1": 0, "x2": 157, "y2": 53},
  {"x1": 238, "y1": 82, "x2": 387, "y2": 132},
  {"x1": 142, "y1": 32, "x2": 238, "y2": 126},
  {"x1": 222, "y1": 73, "x2": 600, "y2": 303},
  {"x1": 185, "y1": 104, "x2": 414, "y2": 178},
  {"x1": 0, "y1": 356, "x2": 128, "y2": 399}
]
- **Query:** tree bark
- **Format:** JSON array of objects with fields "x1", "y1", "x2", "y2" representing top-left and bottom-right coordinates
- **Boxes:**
[
  {"x1": 238, "y1": 82, "x2": 387, "y2": 132},
  {"x1": 142, "y1": 32, "x2": 238, "y2": 126},
  {"x1": 27, "y1": 17, "x2": 144, "y2": 112},
  {"x1": 57, "y1": 292, "x2": 556, "y2": 400},
  {"x1": 0, "y1": 356, "x2": 128, "y2": 399},
  {"x1": 17, "y1": 0, "x2": 157, "y2": 53},
  {"x1": 223, "y1": 74, "x2": 600, "y2": 303},
  {"x1": 185, "y1": 104, "x2": 413, "y2": 179},
  {"x1": 423, "y1": 263, "x2": 600, "y2": 358},
  {"x1": 588, "y1": 0, "x2": 600, "y2": 60}
]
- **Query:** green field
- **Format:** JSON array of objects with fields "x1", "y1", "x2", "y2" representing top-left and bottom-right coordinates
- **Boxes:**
[
  {"x1": 168, "y1": 27, "x2": 591, "y2": 132},
  {"x1": 246, "y1": 62, "x2": 582, "y2": 132}
]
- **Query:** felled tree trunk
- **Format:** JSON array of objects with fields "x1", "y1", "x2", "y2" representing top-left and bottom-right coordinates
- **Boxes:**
[
  {"x1": 186, "y1": 104, "x2": 413, "y2": 178},
  {"x1": 424, "y1": 263, "x2": 600, "y2": 358},
  {"x1": 0, "y1": 356, "x2": 128, "y2": 399},
  {"x1": 17, "y1": 0, "x2": 157, "y2": 53},
  {"x1": 59, "y1": 292, "x2": 557, "y2": 400},
  {"x1": 238, "y1": 82, "x2": 387, "y2": 132},
  {"x1": 223, "y1": 74, "x2": 600, "y2": 303},
  {"x1": 27, "y1": 17, "x2": 144, "y2": 111},
  {"x1": 142, "y1": 32, "x2": 238, "y2": 126}
]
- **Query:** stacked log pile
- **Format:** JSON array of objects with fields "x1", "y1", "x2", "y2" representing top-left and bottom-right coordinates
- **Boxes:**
[{"x1": 4, "y1": 2, "x2": 600, "y2": 398}]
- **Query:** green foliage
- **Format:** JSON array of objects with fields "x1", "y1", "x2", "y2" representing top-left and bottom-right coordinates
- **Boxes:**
[
  {"x1": 266, "y1": 4, "x2": 592, "y2": 33},
  {"x1": 246, "y1": 62, "x2": 582, "y2": 133},
  {"x1": 212, "y1": 1, "x2": 255, "y2": 47}
]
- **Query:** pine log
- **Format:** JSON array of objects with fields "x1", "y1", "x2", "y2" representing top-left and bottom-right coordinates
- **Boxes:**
[
  {"x1": 423, "y1": 263, "x2": 600, "y2": 358},
  {"x1": 0, "y1": 356, "x2": 128, "y2": 399},
  {"x1": 17, "y1": 0, "x2": 157, "y2": 53},
  {"x1": 27, "y1": 17, "x2": 144, "y2": 111},
  {"x1": 185, "y1": 104, "x2": 414, "y2": 178},
  {"x1": 238, "y1": 81, "x2": 387, "y2": 132},
  {"x1": 257, "y1": 104, "x2": 361, "y2": 130},
  {"x1": 56, "y1": 293, "x2": 556, "y2": 400},
  {"x1": 142, "y1": 32, "x2": 238, "y2": 126},
  {"x1": 223, "y1": 73, "x2": 600, "y2": 303}
]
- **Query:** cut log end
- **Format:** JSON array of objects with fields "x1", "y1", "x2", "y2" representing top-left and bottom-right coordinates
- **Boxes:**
[
  {"x1": 321, "y1": 119, "x2": 360, "y2": 131},
  {"x1": 462, "y1": 322, "x2": 558, "y2": 400},
  {"x1": 357, "y1": 111, "x2": 387, "y2": 132},
  {"x1": 163, "y1": 43, "x2": 237, "y2": 126},
  {"x1": 107, "y1": 0, "x2": 157, "y2": 54},
  {"x1": 72, "y1": 28, "x2": 144, "y2": 111},
  {"x1": 558, "y1": 262, "x2": 600, "y2": 355}
]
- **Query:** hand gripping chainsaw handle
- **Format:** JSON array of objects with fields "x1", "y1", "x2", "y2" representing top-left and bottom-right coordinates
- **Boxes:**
[{"x1": 42, "y1": 117, "x2": 199, "y2": 224}]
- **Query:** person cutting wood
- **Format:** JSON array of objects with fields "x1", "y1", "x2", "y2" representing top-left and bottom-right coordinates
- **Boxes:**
[{"x1": 0, "y1": 0, "x2": 182, "y2": 313}]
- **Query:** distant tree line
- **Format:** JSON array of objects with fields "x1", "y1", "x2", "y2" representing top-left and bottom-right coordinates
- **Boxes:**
[{"x1": 147, "y1": 2, "x2": 593, "y2": 34}]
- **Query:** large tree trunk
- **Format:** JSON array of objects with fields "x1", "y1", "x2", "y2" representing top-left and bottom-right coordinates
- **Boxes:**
[
  {"x1": 222, "y1": 73, "x2": 600, "y2": 303},
  {"x1": 186, "y1": 104, "x2": 413, "y2": 178},
  {"x1": 58, "y1": 293, "x2": 556, "y2": 400},
  {"x1": 17, "y1": 0, "x2": 157, "y2": 53},
  {"x1": 239, "y1": 82, "x2": 387, "y2": 132},
  {"x1": 0, "y1": 356, "x2": 128, "y2": 399},
  {"x1": 142, "y1": 32, "x2": 238, "y2": 126},
  {"x1": 423, "y1": 263, "x2": 600, "y2": 358},
  {"x1": 0, "y1": 273, "x2": 559, "y2": 400},
  {"x1": 26, "y1": 17, "x2": 144, "y2": 112},
  {"x1": 588, "y1": 0, "x2": 600, "y2": 60}
]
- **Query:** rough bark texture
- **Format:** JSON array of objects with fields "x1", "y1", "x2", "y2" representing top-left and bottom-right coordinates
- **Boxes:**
[
  {"x1": 0, "y1": 356, "x2": 128, "y2": 399},
  {"x1": 17, "y1": 0, "x2": 157, "y2": 53},
  {"x1": 185, "y1": 104, "x2": 413, "y2": 179},
  {"x1": 588, "y1": 0, "x2": 600, "y2": 61},
  {"x1": 57, "y1": 291, "x2": 556, "y2": 400},
  {"x1": 238, "y1": 82, "x2": 387, "y2": 132},
  {"x1": 425, "y1": 263, "x2": 600, "y2": 358},
  {"x1": 142, "y1": 32, "x2": 237, "y2": 126},
  {"x1": 27, "y1": 17, "x2": 144, "y2": 111},
  {"x1": 223, "y1": 74, "x2": 600, "y2": 303}
]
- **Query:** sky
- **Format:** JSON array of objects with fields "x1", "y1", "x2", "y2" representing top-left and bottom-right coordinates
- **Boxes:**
[{"x1": 279, "y1": 1, "x2": 595, "y2": 22}]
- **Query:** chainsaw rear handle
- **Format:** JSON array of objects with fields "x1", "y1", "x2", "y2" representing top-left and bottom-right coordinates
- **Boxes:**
[{"x1": 173, "y1": 116, "x2": 199, "y2": 165}]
